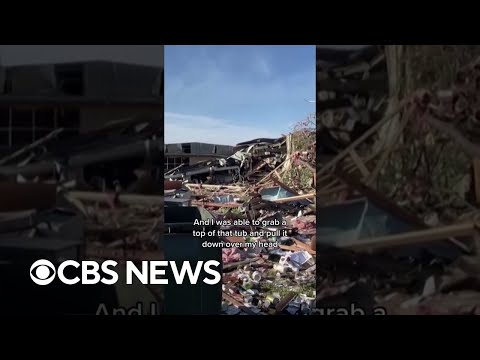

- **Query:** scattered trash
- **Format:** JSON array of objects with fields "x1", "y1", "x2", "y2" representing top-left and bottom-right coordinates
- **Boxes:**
[{"x1": 173, "y1": 120, "x2": 317, "y2": 315}]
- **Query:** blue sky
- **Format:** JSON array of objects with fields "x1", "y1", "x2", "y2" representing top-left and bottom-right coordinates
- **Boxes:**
[{"x1": 165, "y1": 45, "x2": 316, "y2": 145}]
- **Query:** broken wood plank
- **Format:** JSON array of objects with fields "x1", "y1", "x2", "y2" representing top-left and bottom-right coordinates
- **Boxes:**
[
  {"x1": 293, "y1": 239, "x2": 316, "y2": 254},
  {"x1": 317, "y1": 101, "x2": 407, "y2": 178},
  {"x1": 348, "y1": 149, "x2": 370, "y2": 178},
  {"x1": 222, "y1": 292, "x2": 259, "y2": 315},
  {"x1": 0, "y1": 128, "x2": 64, "y2": 166},
  {"x1": 186, "y1": 183, "x2": 245, "y2": 191},
  {"x1": 191, "y1": 201, "x2": 241, "y2": 208},
  {"x1": 63, "y1": 193, "x2": 89, "y2": 217},
  {"x1": 164, "y1": 163, "x2": 185, "y2": 176},
  {"x1": 366, "y1": 113, "x2": 409, "y2": 185},
  {"x1": 344, "y1": 222, "x2": 477, "y2": 252},
  {"x1": 335, "y1": 168, "x2": 472, "y2": 253},
  {"x1": 246, "y1": 160, "x2": 268, "y2": 178},
  {"x1": 333, "y1": 53, "x2": 386, "y2": 78},
  {"x1": 275, "y1": 292, "x2": 297, "y2": 313},
  {"x1": 0, "y1": 139, "x2": 164, "y2": 178},
  {"x1": 271, "y1": 174, "x2": 299, "y2": 196},
  {"x1": 257, "y1": 158, "x2": 291, "y2": 185},
  {"x1": 223, "y1": 258, "x2": 257, "y2": 271},
  {"x1": 271, "y1": 193, "x2": 315, "y2": 203}
]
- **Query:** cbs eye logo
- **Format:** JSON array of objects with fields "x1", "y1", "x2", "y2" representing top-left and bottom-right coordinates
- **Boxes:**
[{"x1": 30, "y1": 259, "x2": 56, "y2": 285}]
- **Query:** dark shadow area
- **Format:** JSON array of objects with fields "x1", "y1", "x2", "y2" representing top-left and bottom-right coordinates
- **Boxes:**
[
  {"x1": 0, "y1": 45, "x2": 164, "y2": 316},
  {"x1": 316, "y1": 45, "x2": 480, "y2": 316}
]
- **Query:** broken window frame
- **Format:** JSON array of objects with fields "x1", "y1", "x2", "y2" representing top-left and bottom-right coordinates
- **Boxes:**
[{"x1": 0, "y1": 106, "x2": 80, "y2": 149}]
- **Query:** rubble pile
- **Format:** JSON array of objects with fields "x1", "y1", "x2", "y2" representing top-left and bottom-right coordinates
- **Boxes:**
[
  {"x1": 81, "y1": 201, "x2": 163, "y2": 257},
  {"x1": 166, "y1": 137, "x2": 288, "y2": 185},
  {"x1": 167, "y1": 128, "x2": 316, "y2": 315},
  {"x1": 316, "y1": 45, "x2": 388, "y2": 154},
  {"x1": 0, "y1": 116, "x2": 165, "y2": 311},
  {"x1": 0, "y1": 116, "x2": 163, "y2": 190},
  {"x1": 0, "y1": 115, "x2": 165, "y2": 255},
  {"x1": 316, "y1": 46, "x2": 480, "y2": 315}
]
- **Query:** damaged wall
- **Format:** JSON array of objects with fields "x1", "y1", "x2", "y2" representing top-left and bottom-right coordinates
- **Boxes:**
[
  {"x1": 164, "y1": 142, "x2": 235, "y2": 171},
  {"x1": 83, "y1": 62, "x2": 162, "y2": 99},
  {"x1": 3, "y1": 61, "x2": 162, "y2": 99},
  {"x1": 0, "y1": 61, "x2": 163, "y2": 150}
]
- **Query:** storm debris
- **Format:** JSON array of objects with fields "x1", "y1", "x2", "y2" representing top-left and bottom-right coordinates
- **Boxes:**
[
  {"x1": 168, "y1": 120, "x2": 317, "y2": 315},
  {"x1": 315, "y1": 45, "x2": 480, "y2": 316}
]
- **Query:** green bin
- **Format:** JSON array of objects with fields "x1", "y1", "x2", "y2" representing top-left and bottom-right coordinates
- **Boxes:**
[{"x1": 164, "y1": 206, "x2": 223, "y2": 315}]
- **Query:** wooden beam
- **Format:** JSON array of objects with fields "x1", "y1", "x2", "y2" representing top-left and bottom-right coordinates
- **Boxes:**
[
  {"x1": 335, "y1": 168, "x2": 472, "y2": 253},
  {"x1": 348, "y1": 149, "x2": 370, "y2": 178},
  {"x1": 335, "y1": 168, "x2": 423, "y2": 227},
  {"x1": 191, "y1": 201, "x2": 242, "y2": 208},
  {"x1": 275, "y1": 292, "x2": 297, "y2": 313},
  {"x1": 317, "y1": 102, "x2": 406, "y2": 178},
  {"x1": 223, "y1": 258, "x2": 257, "y2": 271},
  {"x1": 271, "y1": 174, "x2": 299, "y2": 196},
  {"x1": 366, "y1": 112, "x2": 410, "y2": 185},
  {"x1": 294, "y1": 239, "x2": 316, "y2": 253},
  {"x1": 0, "y1": 128, "x2": 64, "y2": 166},
  {"x1": 271, "y1": 193, "x2": 315, "y2": 203},
  {"x1": 222, "y1": 292, "x2": 259, "y2": 315},
  {"x1": 186, "y1": 183, "x2": 246, "y2": 191}
]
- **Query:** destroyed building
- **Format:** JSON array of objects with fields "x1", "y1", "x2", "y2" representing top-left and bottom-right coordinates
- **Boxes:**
[
  {"x1": 0, "y1": 54, "x2": 165, "y2": 315},
  {"x1": 0, "y1": 61, "x2": 163, "y2": 153},
  {"x1": 165, "y1": 129, "x2": 316, "y2": 314},
  {"x1": 0, "y1": 61, "x2": 164, "y2": 191},
  {"x1": 164, "y1": 138, "x2": 289, "y2": 185},
  {"x1": 164, "y1": 142, "x2": 234, "y2": 171}
]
